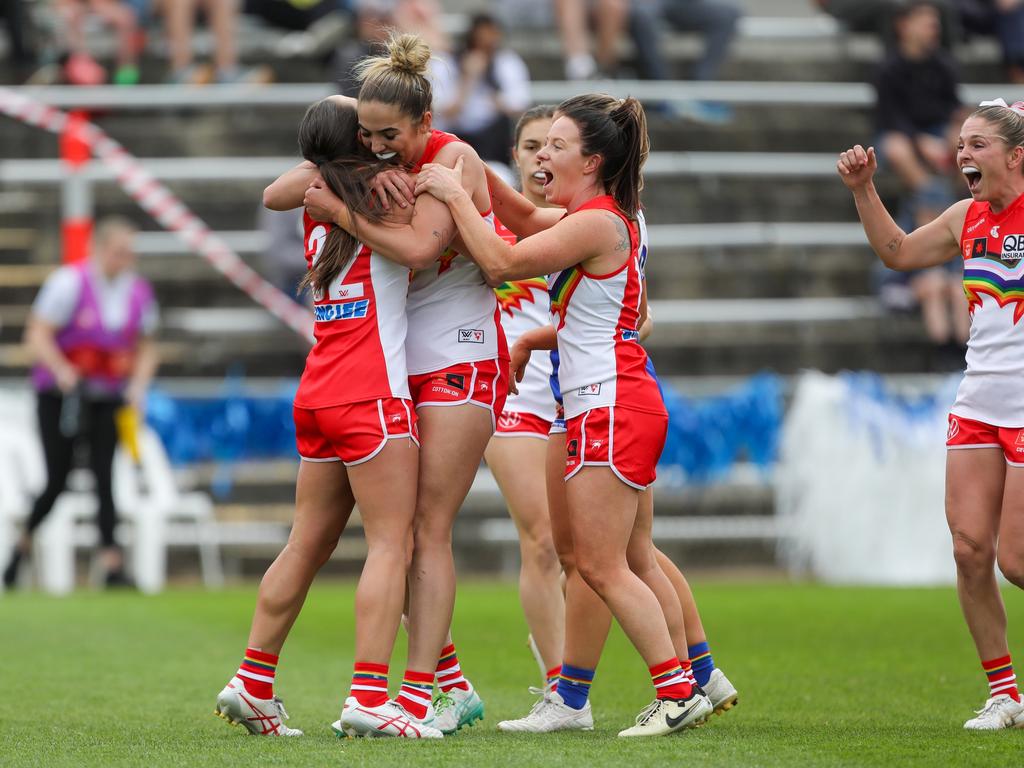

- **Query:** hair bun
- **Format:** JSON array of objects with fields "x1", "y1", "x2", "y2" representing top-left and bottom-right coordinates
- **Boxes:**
[{"x1": 387, "y1": 33, "x2": 431, "y2": 75}]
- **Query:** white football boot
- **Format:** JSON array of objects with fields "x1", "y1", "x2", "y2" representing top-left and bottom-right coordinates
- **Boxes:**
[
  {"x1": 496, "y1": 688, "x2": 594, "y2": 733},
  {"x1": 214, "y1": 676, "x2": 303, "y2": 736},
  {"x1": 702, "y1": 668, "x2": 739, "y2": 714},
  {"x1": 333, "y1": 697, "x2": 443, "y2": 739},
  {"x1": 431, "y1": 682, "x2": 485, "y2": 734},
  {"x1": 617, "y1": 689, "x2": 713, "y2": 737},
  {"x1": 963, "y1": 694, "x2": 1024, "y2": 730}
]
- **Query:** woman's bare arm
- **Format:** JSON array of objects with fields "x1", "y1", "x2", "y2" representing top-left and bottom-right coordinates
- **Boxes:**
[{"x1": 264, "y1": 161, "x2": 318, "y2": 210}]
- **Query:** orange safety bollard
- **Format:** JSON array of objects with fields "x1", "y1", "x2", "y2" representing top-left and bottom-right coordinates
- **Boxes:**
[{"x1": 60, "y1": 110, "x2": 93, "y2": 264}]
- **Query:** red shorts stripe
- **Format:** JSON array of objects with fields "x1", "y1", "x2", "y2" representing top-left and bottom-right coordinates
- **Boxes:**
[
  {"x1": 408, "y1": 359, "x2": 509, "y2": 430},
  {"x1": 947, "y1": 413, "x2": 1024, "y2": 466},
  {"x1": 564, "y1": 405, "x2": 667, "y2": 489},
  {"x1": 294, "y1": 397, "x2": 418, "y2": 466}
]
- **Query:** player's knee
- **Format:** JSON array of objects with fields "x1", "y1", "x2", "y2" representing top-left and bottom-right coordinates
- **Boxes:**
[
  {"x1": 285, "y1": 535, "x2": 338, "y2": 570},
  {"x1": 520, "y1": 532, "x2": 559, "y2": 574},
  {"x1": 951, "y1": 533, "x2": 994, "y2": 576},
  {"x1": 575, "y1": 555, "x2": 615, "y2": 595},
  {"x1": 997, "y1": 552, "x2": 1024, "y2": 588}
]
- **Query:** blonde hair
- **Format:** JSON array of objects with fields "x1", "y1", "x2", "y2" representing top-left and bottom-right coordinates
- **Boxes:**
[
  {"x1": 93, "y1": 215, "x2": 136, "y2": 247},
  {"x1": 355, "y1": 32, "x2": 433, "y2": 121},
  {"x1": 971, "y1": 103, "x2": 1024, "y2": 153}
]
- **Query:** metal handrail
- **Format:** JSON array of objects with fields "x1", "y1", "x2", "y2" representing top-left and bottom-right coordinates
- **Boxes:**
[
  {"x1": 0, "y1": 152, "x2": 854, "y2": 184},
  {"x1": 5, "y1": 82, "x2": 1022, "y2": 110}
]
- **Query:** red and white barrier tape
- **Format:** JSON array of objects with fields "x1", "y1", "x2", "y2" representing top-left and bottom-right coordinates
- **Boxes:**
[{"x1": 0, "y1": 87, "x2": 315, "y2": 344}]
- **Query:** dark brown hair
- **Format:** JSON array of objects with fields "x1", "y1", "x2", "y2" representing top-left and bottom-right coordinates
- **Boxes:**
[
  {"x1": 297, "y1": 98, "x2": 390, "y2": 295},
  {"x1": 555, "y1": 94, "x2": 648, "y2": 217},
  {"x1": 354, "y1": 32, "x2": 433, "y2": 122},
  {"x1": 514, "y1": 104, "x2": 556, "y2": 146}
]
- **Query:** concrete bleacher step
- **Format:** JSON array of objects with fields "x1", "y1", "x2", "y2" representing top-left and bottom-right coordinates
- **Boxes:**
[{"x1": 175, "y1": 458, "x2": 778, "y2": 573}]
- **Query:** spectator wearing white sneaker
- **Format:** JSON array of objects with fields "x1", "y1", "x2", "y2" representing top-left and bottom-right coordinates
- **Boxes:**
[{"x1": 838, "y1": 99, "x2": 1024, "y2": 731}]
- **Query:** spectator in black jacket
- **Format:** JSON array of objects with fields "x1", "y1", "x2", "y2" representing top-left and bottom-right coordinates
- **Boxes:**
[
  {"x1": 873, "y1": 1, "x2": 969, "y2": 367},
  {"x1": 875, "y1": 0, "x2": 963, "y2": 220}
]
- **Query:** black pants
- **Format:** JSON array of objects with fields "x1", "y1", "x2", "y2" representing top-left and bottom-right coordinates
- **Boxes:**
[{"x1": 26, "y1": 391, "x2": 120, "y2": 547}]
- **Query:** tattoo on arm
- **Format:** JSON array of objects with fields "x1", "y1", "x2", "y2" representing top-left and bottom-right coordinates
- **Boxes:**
[
  {"x1": 608, "y1": 213, "x2": 631, "y2": 252},
  {"x1": 886, "y1": 235, "x2": 902, "y2": 253},
  {"x1": 433, "y1": 229, "x2": 451, "y2": 259}
]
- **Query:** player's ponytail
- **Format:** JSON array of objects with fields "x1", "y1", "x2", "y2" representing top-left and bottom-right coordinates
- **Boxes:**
[
  {"x1": 296, "y1": 98, "x2": 389, "y2": 297},
  {"x1": 355, "y1": 32, "x2": 434, "y2": 122},
  {"x1": 556, "y1": 93, "x2": 648, "y2": 218}
]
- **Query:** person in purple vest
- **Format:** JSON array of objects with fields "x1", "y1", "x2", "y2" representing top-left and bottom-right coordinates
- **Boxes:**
[{"x1": 3, "y1": 216, "x2": 159, "y2": 589}]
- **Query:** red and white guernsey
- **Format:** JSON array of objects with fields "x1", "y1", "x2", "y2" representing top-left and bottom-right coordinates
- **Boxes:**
[
  {"x1": 294, "y1": 211, "x2": 411, "y2": 409},
  {"x1": 405, "y1": 130, "x2": 507, "y2": 375},
  {"x1": 493, "y1": 218, "x2": 554, "y2": 419},
  {"x1": 955, "y1": 195, "x2": 1024, "y2": 426},
  {"x1": 549, "y1": 195, "x2": 661, "y2": 420}
]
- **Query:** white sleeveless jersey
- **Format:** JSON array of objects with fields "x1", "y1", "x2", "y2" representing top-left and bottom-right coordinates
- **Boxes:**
[
  {"x1": 953, "y1": 197, "x2": 1024, "y2": 426},
  {"x1": 405, "y1": 129, "x2": 506, "y2": 375},
  {"x1": 405, "y1": 215, "x2": 506, "y2": 374},
  {"x1": 495, "y1": 277, "x2": 555, "y2": 418},
  {"x1": 549, "y1": 197, "x2": 661, "y2": 420}
]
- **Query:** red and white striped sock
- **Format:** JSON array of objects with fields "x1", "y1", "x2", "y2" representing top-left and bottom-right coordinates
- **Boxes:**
[
  {"x1": 436, "y1": 643, "x2": 470, "y2": 693},
  {"x1": 546, "y1": 665, "x2": 561, "y2": 693},
  {"x1": 236, "y1": 647, "x2": 277, "y2": 699},
  {"x1": 679, "y1": 658, "x2": 698, "y2": 687},
  {"x1": 349, "y1": 662, "x2": 389, "y2": 707},
  {"x1": 395, "y1": 669, "x2": 434, "y2": 720},
  {"x1": 983, "y1": 655, "x2": 1021, "y2": 702},
  {"x1": 650, "y1": 658, "x2": 693, "y2": 700}
]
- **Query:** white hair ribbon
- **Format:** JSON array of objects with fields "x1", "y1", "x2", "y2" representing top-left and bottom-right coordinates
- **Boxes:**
[{"x1": 979, "y1": 98, "x2": 1024, "y2": 116}]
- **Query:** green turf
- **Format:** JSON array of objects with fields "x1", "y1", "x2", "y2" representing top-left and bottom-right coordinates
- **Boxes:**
[{"x1": 1, "y1": 580, "x2": 1023, "y2": 767}]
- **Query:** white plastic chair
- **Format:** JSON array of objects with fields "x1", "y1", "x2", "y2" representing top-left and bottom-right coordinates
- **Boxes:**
[
  {"x1": 0, "y1": 397, "x2": 223, "y2": 594},
  {"x1": 118, "y1": 426, "x2": 224, "y2": 592}
]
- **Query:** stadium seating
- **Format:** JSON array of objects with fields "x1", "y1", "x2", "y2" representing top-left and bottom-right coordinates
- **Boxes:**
[{"x1": 0, "y1": 0, "x2": 1009, "y2": 579}]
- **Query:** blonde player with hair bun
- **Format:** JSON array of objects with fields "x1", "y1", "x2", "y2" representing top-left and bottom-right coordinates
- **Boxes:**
[{"x1": 304, "y1": 31, "x2": 506, "y2": 737}]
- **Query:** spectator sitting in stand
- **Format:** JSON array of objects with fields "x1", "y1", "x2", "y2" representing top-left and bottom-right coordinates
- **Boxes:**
[
  {"x1": 158, "y1": 0, "x2": 273, "y2": 84},
  {"x1": 2, "y1": 0, "x2": 39, "y2": 82},
  {"x1": 814, "y1": 0, "x2": 958, "y2": 49},
  {"x1": 332, "y1": 0, "x2": 394, "y2": 96},
  {"x1": 956, "y1": 0, "x2": 1024, "y2": 83},
  {"x1": 432, "y1": 13, "x2": 530, "y2": 169},
  {"x1": 55, "y1": 0, "x2": 144, "y2": 85},
  {"x1": 243, "y1": 0, "x2": 350, "y2": 59},
  {"x1": 629, "y1": 0, "x2": 742, "y2": 125},
  {"x1": 555, "y1": 0, "x2": 630, "y2": 79},
  {"x1": 873, "y1": 0, "x2": 969, "y2": 369}
]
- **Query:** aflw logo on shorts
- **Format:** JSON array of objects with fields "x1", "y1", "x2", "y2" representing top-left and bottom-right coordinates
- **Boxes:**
[
  {"x1": 314, "y1": 299, "x2": 369, "y2": 322},
  {"x1": 458, "y1": 329, "x2": 485, "y2": 344}
]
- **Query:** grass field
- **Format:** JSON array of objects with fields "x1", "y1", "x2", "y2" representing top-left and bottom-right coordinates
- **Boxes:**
[{"x1": 2, "y1": 580, "x2": 1023, "y2": 767}]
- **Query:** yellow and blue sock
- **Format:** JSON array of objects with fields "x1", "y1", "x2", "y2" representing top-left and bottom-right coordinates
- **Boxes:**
[
  {"x1": 556, "y1": 664, "x2": 595, "y2": 710},
  {"x1": 688, "y1": 641, "x2": 716, "y2": 687}
]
